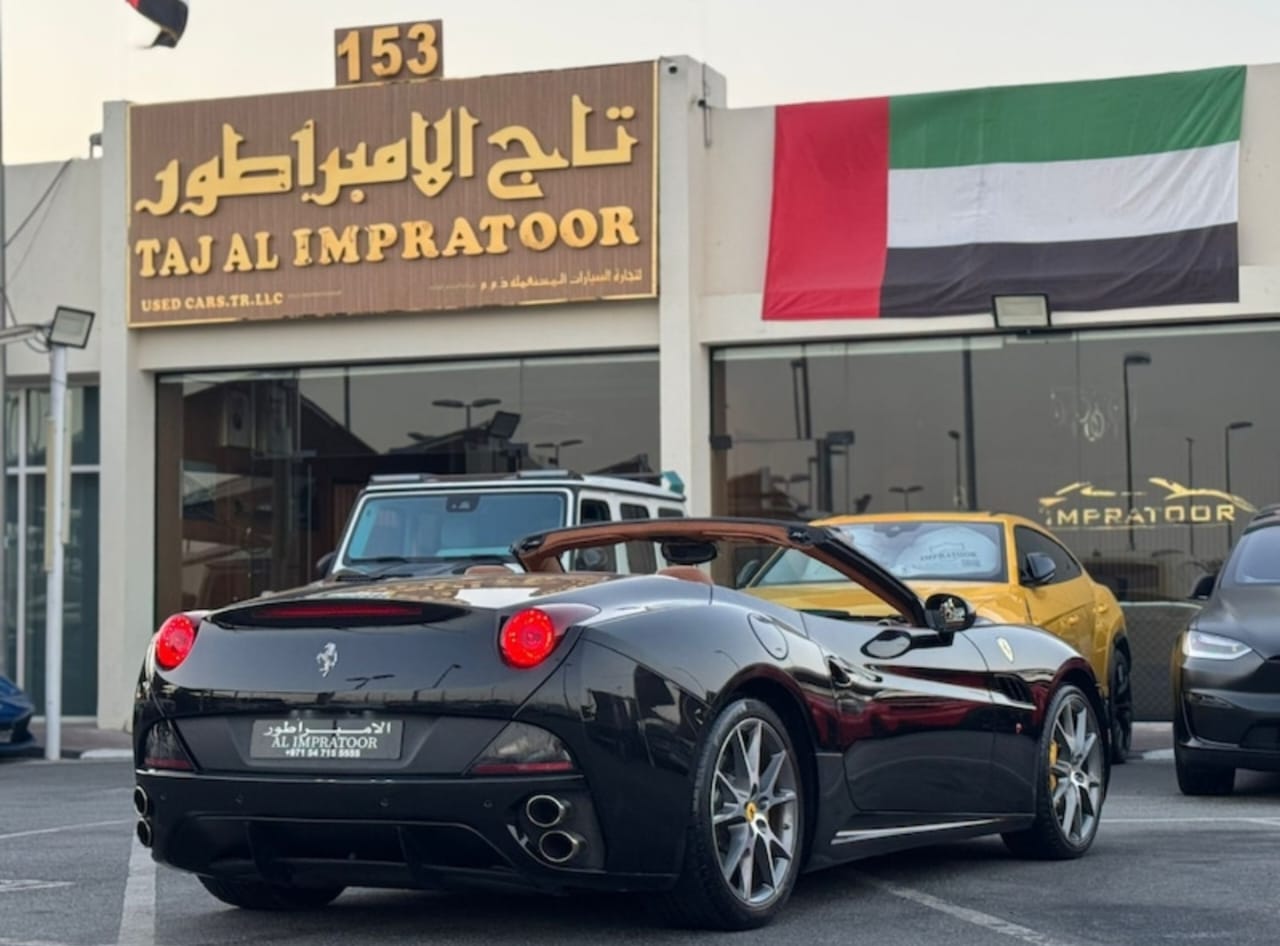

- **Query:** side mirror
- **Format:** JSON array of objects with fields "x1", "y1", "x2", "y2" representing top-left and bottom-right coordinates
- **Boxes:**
[
  {"x1": 314, "y1": 550, "x2": 336, "y2": 580},
  {"x1": 862, "y1": 628, "x2": 913, "y2": 660},
  {"x1": 1190, "y1": 573, "x2": 1216, "y2": 601},
  {"x1": 923, "y1": 592, "x2": 977, "y2": 634},
  {"x1": 1022, "y1": 552, "x2": 1057, "y2": 587},
  {"x1": 736, "y1": 559, "x2": 761, "y2": 588}
]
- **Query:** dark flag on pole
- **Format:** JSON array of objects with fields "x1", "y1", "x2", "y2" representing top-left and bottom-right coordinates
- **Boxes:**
[{"x1": 125, "y1": 0, "x2": 189, "y2": 48}]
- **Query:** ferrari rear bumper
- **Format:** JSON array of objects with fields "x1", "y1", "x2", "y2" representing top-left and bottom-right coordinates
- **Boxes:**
[{"x1": 134, "y1": 769, "x2": 676, "y2": 894}]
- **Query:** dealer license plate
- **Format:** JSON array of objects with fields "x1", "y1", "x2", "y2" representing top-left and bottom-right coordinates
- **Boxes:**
[{"x1": 249, "y1": 719, "x2": 403, "y2": 761}]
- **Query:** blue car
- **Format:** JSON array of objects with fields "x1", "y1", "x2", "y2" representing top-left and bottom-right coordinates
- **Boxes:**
[{"x1": 0, "y1": 675, "x2": 34, "y2": 755}]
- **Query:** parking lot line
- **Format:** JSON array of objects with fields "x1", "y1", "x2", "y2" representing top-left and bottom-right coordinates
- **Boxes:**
[
  {"x1": 857, "y1": 874, "x2": 1100, "y2": 946},
  {"x1": 115, "y1": 837, "x2": 155, "y2": 946},
  {"x1": 1103, "y1": 816, "x2": 1280, "y2": 825},
  {"x1": 0, "y1": 879, "x2": 74, "y2": 895},
  {"x1": 0, "y1": 820, "x2": 129, "y2": 842}
]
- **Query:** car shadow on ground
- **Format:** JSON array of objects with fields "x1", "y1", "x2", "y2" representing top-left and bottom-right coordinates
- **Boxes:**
[
  {"x1": 159, "y1": 771, "x2": 1280, "y2": 942},
  {"x1": 163, "y1": 841, "x2": 1014, "y2": 942}
]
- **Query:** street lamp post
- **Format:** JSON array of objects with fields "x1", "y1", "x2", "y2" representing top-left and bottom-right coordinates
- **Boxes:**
[
  {"x1": 534, "y1": 438, "x2": 583, "y2": 467},
  {"x1": 0, "y1": 308, "x2": 95, "y2": 761},
  {"x1": 889, "y1": 484, "x2": 923, "y2": 510},
  {"x1": 947, "y1": 429, "x2": 963, "y2": 508},
  {"x1": 1224, "y1": 420, "x2": 1253, "y2": 547},
  {"x1": 1122, "y1": 353, "x2": 1152, "y2": 551},
  {"x1": 431, "y1": 396, "x2": 501, "y2": 431},
  {"x1": 785, "y1": 474, "x2": 810, "y2": 514},
  {"x1": 1185, "y1": 436, "x2": 1196, "y2": 557},
  {"x1": 820, "y1": 431, "x2": 854, "y2": 514}
]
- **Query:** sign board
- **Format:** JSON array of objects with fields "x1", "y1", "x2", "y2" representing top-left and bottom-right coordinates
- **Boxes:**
[
  {"x1": 334, "y1": 20, "x2": 444, "y2": 86},
  {"x1": 127, "y1": 60, "x2": 657, "y2": 327}
]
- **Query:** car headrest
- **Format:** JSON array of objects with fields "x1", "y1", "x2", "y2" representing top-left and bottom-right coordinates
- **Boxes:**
[{"x1": 464, "y1": 565, "x2": 513, "y2": 576}]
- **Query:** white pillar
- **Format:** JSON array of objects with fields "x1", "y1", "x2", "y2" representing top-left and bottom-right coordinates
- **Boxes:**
[
  {"x1": 97, "y1": 101, "x2": 156, "y2": 730},
  {"x1": 657, "y1": 58, "x2": 725, "y2": 516}
]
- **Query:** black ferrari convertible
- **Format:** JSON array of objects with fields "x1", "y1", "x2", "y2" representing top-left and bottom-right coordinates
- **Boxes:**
[{"x1": 133, "y1": 518, "x2": 1109, "y2": 930}]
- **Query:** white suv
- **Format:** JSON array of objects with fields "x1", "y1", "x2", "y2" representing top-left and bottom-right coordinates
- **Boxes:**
[{"x1": 321, "y1": 471, "x2": 686, "y2": 579}]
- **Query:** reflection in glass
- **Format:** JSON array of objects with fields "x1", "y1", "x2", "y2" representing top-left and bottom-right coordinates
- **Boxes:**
[
  {"x1": 2, "y1": 474, "x2": 15, "y2": 680},
  {"x1": 4, "y1": 392, "x2": 18, "y2": 468},
  {"x1": 20, "y1": 473, "x2": 99, "y2": 715},
  {"x1": 156, "y1": 352, "x2": 659, "y2": 616},
  {"x1": 713, "y1": 323, "x2": 1280, "y2": 605},
  {"x1": 25, "y1": 387, "x2": 99, "y2": 467}
]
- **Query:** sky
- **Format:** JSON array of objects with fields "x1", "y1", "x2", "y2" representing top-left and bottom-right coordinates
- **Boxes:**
[{"x1": 3, "y1": 0, "x2": 1280, "y2": 165}]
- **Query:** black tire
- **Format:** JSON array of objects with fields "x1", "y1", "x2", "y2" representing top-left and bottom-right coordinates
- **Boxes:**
[
  {"x1": 1002, "y1": 684, "x2": 1106, "y2": 860},
  {"x1": 1175, "y1": 747, "x2": 1235, "y2": 796},
  {"x1": 1108, "y1": 647, "x2": 1133, "y2": 765},
  {"x1": 198, "y1": 876, "x2": 344, "y2": 911},
  {"x1": 661, "y1": 698, "x2": 805, "y2": 931}
]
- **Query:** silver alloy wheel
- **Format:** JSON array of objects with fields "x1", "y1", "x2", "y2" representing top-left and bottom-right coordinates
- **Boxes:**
[
  {"x1": 711, "y1": 717, "x2": 799, "y2": 906},
  {"x1": 1048, "y1": 693, "x2": 1104, "y2": 845}
]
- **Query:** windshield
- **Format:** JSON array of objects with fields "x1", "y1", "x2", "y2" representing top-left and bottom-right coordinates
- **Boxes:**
[
  {"x1": 1221, "y1": 525, "x2": 1280, "y2": 587},
  {"x1": 752, "y1": 520, "x2": 1007, "y2": 585},
  {"x1": 341, "y1": 491, "x2": 568, "y2": 566}
]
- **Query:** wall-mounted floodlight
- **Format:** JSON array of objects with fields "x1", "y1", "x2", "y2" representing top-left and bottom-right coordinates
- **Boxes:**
[
  {"x1": 991, "y1": 294, "x2": 1052, "y2": 331},
  {"x1": 48, "y1": 306, "x2": 96, "y2": 349}
]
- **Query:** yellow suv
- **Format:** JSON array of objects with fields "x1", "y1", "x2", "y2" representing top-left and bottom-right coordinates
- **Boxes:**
[{"x1": 744, "y1": 511, "x2": 1133, "y2": 763}]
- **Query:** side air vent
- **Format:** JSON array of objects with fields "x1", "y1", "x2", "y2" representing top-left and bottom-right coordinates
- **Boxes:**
[{"x1": 993, "y1": 674, "x2": 1035, "y2": 706}]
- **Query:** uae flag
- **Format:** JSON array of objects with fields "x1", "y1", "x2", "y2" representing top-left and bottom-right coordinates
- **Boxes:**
[{"x1": 762, "y1": 66, "x2": 1246, "y2": 320}]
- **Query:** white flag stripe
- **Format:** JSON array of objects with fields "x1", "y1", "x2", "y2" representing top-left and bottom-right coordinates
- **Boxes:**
[{"x1": 887, "y1": 141, "x2": 1238, "y2": 248}]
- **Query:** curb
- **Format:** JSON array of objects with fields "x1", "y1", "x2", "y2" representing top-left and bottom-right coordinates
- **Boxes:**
[
  {"x1": 79, "y1": 749, "x2": 134, "y2": 760},
  {"x1": 1, "y1": 744, "x2": 132, "y2": 761}
]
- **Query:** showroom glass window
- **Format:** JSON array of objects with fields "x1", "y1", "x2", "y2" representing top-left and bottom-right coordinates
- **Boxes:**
[
  {"x1": 712, "y1": 322, "x2": 1280, "y2": 722},
  {"x1": 154, "y1": 352, "x2": 658, "y2": 617},
  {"x1": 712, "y1": 323, "x2": 1280, "y2": 599},
  {"x1": 2, "y1": 386, "x2": 100, "y2": 714}
]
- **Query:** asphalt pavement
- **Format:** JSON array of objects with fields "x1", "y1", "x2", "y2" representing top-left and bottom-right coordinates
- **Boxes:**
[{"x1": 2, "y1": 748, "x2": 1278, "y2": 946}]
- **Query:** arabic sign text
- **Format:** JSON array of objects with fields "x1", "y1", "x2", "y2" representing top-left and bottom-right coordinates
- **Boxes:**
[{"x1": 127, "y1": 61, "x2": 656, "y2": 326}]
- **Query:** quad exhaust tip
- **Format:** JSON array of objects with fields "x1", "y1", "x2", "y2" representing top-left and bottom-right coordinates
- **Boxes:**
[
  {"x1": 135, "y1": 819, "x2": 153, "y2": 849},
  {"x1": 525, "y1": 794, "x2": 570, "y2": 829},
  {"x1": 132, "y1": 786, "x2": 151, "y2": 817},
  {"x1": 538, "y1": 830, "x2": 583, "y2": 865}
]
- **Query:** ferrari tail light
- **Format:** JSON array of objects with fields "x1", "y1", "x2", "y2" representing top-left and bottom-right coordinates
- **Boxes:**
[
  {"x1": 142, "y1": 720, "x2": 195, "y2": 771},
  {"x1": 153, "y1": 614, "x2": 199, "y2": 671},
  {"x1": 467, "y1": 721, "x2": 576, "y2": 776},
  {"x1": 499, "y1": 604, "x2": 598, "y2": 669}
]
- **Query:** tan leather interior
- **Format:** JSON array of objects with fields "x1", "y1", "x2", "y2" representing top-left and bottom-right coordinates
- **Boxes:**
[
  {"x1": 656, "y1": 565, "x2": 714, "y2": 586},
  {"x1": 464, "y1": 565, "x2": 513, "y2": 576}
]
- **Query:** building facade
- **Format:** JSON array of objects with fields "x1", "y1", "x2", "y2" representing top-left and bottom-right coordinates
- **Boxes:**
[{"x1": 3, "y1": 54, "x2": 1280, "y2": 729}]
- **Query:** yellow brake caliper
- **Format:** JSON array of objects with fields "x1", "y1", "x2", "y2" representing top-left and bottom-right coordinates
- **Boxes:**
[{"x1": 1049, "y1": 739, "x2": 1060, "y2": 792}]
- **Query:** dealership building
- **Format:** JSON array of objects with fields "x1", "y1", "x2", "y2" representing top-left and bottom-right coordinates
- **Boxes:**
[{"x1": 3, "y1": 47, "x2": 1280, "y2": 730}]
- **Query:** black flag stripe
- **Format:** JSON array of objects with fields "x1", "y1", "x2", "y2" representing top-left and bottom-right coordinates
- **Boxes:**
[{"x1": 126, "y1": 0, "x2": 189, "y2": 48}]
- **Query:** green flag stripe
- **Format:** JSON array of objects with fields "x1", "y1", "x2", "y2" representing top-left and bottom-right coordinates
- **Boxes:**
[{"x1": 889, "y1": 66, "x2": 1245, "y2": 169}]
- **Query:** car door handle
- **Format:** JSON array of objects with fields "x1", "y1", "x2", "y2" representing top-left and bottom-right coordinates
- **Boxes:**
[{"x1": 827, "y1": 656, "x2": 880, "y2": 687}]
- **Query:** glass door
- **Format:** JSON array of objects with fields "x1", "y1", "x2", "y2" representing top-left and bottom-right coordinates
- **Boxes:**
[{"x1": 2, "y1": 386, "x2": 101, "y2": 715}]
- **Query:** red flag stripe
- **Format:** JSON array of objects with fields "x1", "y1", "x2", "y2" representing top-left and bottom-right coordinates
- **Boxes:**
[{"x1": 762, "y1": 98, "x2": 890, "y2": 320}]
